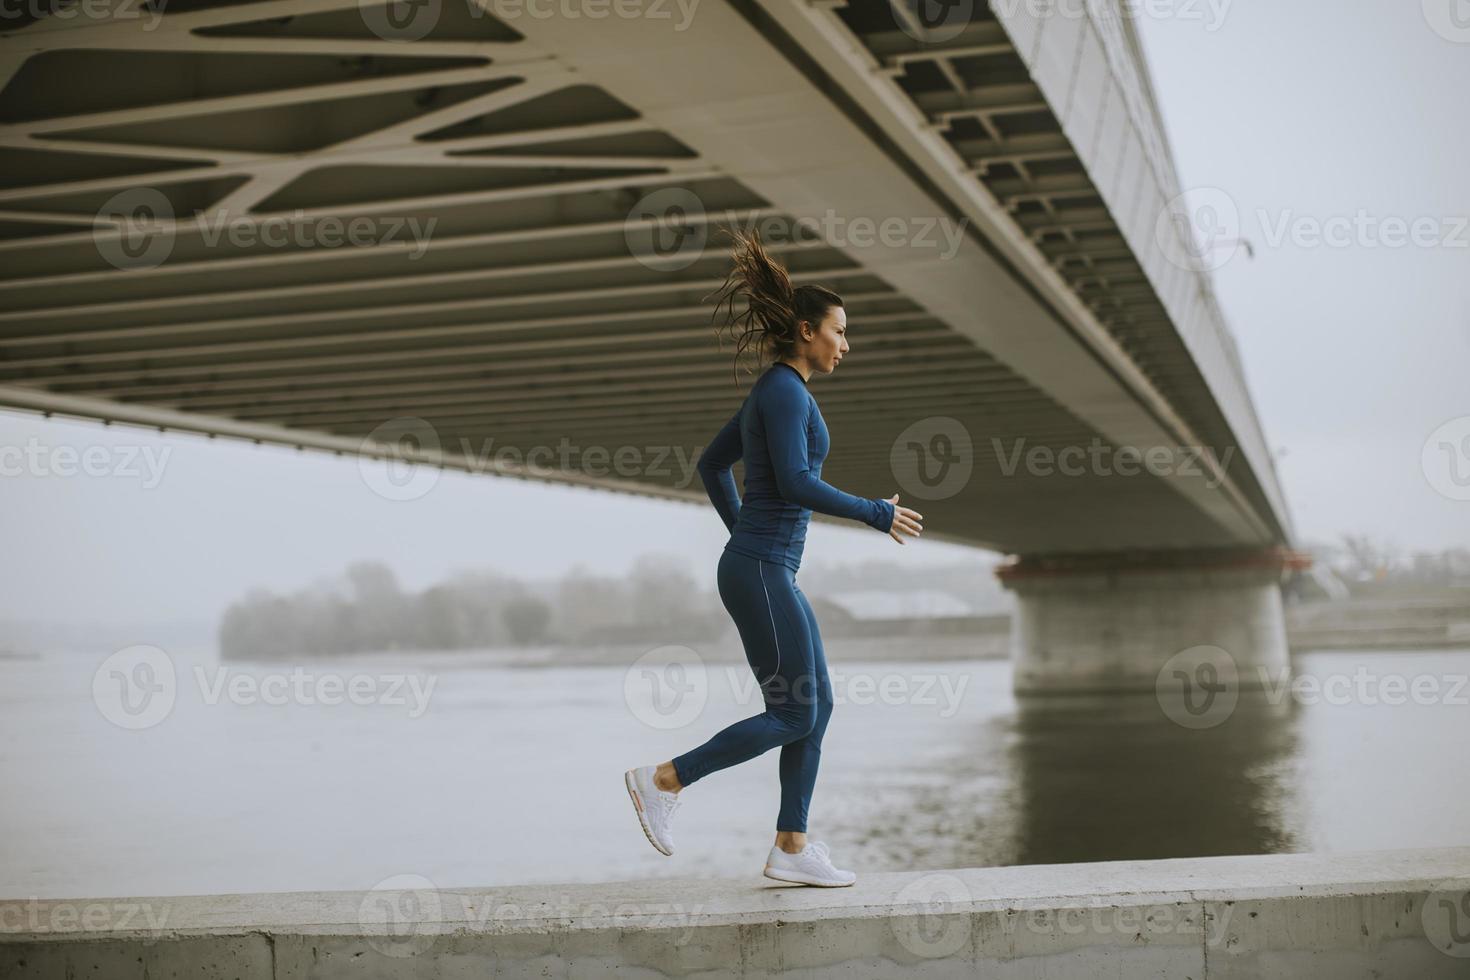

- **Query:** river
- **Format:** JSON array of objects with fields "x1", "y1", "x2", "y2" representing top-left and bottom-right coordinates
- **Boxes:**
[{"x1": 1, "y1": 645, "x2": 1466, "y2": 898}]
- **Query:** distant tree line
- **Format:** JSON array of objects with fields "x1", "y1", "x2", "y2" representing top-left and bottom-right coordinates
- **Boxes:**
[
  {"x1": 218, "y1": 554, "x2": 726, "y2": 661},
  {"x1": 1317, "y1": 537, "x2": 1470, "y2": 587}
]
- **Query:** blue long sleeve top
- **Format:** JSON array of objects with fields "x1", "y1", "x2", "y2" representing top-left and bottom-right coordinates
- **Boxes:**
[{"x1": 696, "y1": 361, "x2": 896, "y2": 572}]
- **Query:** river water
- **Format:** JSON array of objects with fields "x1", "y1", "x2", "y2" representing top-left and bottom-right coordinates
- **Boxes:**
[{"x1": 2, "y1": 645, "x2": 1466, "y2": 899}]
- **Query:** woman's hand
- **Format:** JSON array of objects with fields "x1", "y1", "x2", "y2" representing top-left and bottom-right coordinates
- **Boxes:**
[{"x1": 883, "y1": 493, "x2": 924, "y2": 545}]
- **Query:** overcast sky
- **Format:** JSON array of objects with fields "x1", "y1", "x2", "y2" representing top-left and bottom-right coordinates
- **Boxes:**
[
  {"x1": 2, "y1": 2, "x2": 1467, "y2": 627},
  {"x1": 1134, "y1": 2, "x2": 1469, "y2": 553}
]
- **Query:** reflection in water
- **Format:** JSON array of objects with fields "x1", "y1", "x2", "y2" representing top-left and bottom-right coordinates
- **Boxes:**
[
  {"x1": 840, "y1": 686, "x2": 1306, "y2": 872},
  {"x1": 1005, "y1": 693, "x2": 1303, "y2": 864}
]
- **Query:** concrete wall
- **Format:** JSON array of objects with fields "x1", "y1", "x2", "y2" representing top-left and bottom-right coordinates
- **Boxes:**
[{"x1": 4, "y1": 847, "x2": 1468, "y2": 978}]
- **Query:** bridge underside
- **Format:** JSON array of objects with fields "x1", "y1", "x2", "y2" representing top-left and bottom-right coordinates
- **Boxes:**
[{"x1": 0, "y1": 0, "x2": 1290, "y2": 562}]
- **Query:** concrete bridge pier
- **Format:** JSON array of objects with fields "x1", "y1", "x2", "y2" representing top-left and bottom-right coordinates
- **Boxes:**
[{"x1": 997, "y1": 549, "x2": 1311, "y2": 696}]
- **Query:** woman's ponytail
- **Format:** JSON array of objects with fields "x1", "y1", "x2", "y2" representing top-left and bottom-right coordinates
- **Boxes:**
[{"x1": 703, "y1": 226, "x2": 842, "y2": 388}]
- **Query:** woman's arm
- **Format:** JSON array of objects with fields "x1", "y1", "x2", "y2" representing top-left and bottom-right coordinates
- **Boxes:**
[
  {"x1": 761, "y1": 380, "x2": 895, "y2": 532},
  {"x1": 696, "y1": 408, "x2": 744, "y2": 532}
]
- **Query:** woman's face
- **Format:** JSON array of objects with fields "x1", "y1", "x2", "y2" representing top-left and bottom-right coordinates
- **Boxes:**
[{"x1": 800, "y1": 305, "x2": 849, "y2": 375}]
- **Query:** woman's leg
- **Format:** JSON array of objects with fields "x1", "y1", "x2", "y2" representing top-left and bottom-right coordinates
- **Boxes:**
[
  {"x1": 776, "y1": 581, "x2": 833, "y2": 834},
  {"x1": 669, "y1": 551, "x2": 818, "y2": 788}
]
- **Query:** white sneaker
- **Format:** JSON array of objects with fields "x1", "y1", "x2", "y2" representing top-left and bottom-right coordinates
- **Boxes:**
[
  {"x1": 624, "y1": 765, "x2": 681, "y2": 856},
  {"x1": 763, "y1": 839, "x2": 856, "y2": 887}
]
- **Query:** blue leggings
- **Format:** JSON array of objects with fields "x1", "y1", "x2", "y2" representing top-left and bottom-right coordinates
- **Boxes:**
[{"x1": 671, "y1": 549, "x2": 833, "y2": 833}]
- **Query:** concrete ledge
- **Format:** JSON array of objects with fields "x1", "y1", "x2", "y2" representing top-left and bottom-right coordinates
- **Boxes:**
[{"x1": 4, "y1": 847, "x2": 1468, "y2": 978}]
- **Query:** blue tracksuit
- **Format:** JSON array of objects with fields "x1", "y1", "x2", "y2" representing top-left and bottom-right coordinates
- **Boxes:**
[
  {"x1": 672, "y1": 361, "x2": 894, "y2": 832},
  {"x1": 696, "y1": 360, "x2": 896, "y2": 570}
]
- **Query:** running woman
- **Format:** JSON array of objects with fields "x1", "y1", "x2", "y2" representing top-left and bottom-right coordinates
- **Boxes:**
[{"x1": 625, "y1": 228, "x2": 925, "y2": 886}]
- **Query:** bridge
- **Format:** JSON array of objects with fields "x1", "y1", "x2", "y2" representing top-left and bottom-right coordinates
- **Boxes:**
[{"x1": 0, "y1": 0, "x2": 1298, "y2": 691}]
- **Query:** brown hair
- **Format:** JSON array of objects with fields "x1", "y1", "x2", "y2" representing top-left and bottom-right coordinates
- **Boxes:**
[{"x1": 703, "y1": 226, "x2": 844, "y2": 388}]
